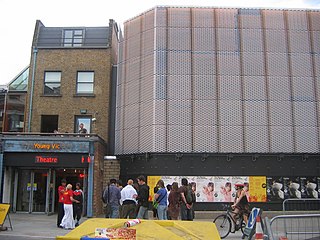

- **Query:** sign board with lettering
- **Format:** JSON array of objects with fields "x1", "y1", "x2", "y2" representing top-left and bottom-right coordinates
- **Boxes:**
[
  {"x1": 243, "y1": 207, "x2": 263, "y2": 239},
  {"x1": 0, "y1": 204, "x2": 10, "y2": 225}
]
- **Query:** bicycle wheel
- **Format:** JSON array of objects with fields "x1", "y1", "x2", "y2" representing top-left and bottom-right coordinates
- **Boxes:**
[
  {"x1": 240, "y1": 219, "x2": 246, "y2": 234},
  {"x1": 213, "y1": 214, "x2": 231, "y2": 239}
]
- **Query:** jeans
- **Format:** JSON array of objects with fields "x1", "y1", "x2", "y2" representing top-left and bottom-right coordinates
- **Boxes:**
[
  {"x1": 180, "y1": 203, "x2": 193, "y2": 221},
  {"x1": 137, "y1": 206, "x2": 149, "y2": 219},
  {"x1": 110, "y1": 205, "x2": 120, "y2": 218},
  {"x1": 157, "y1": 205, "x2": 167, "y2": 220}
]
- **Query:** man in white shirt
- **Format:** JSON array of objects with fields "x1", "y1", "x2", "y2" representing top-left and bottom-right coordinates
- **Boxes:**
[{"x1": 120, "y1": 179, "x2": 138, "y2": 218}]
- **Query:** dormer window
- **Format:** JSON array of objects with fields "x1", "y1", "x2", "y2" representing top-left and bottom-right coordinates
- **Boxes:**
[{"x1": 63, "y1": 29, "x2": 83, "y2": 47}]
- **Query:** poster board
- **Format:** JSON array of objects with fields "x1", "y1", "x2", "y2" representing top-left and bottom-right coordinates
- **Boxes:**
[{"x1": 0, "y1": 204, "x2": 10, "y2": 225}]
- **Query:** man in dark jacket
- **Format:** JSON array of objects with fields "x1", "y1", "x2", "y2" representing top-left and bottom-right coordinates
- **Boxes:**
[
  {"x1": 136, "y1": 175, "x2": 150, "y2": 219},
  {"x1": 103, "y1": 179, "x2": 121, "y2": 218}
]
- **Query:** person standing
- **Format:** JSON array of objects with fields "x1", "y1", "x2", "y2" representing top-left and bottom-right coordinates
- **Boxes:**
[
  {"x1": 78, "y1": 123, "x2": 87, "y2": 134},
  {"x1": 154, "y1": 179, "x2": 168, "y2": 220},
  {"x1": 136, "y1": 175, "x2": 150, "y2": 219},
  {"x1": 168, "y1": 182, "x2": 180, "y2": 220},
  {"x1": 120, "y1": 179, "x2": 137, "y2": 219},
  {"x1": 103, "y1": 179, "x2": 121, "y2": 218},
  {"x1": 73, "y1": 183, "x2": 83, "y2": 227},
  {"x1": 57, "y1": 179, "x2": 66, "y2": 228},
  {"x1": 60, "y1": 184, "x2": 79, "y2": 230},
  {"x1": 178, "y1": 178, "x2": 193, "y2": 221}
]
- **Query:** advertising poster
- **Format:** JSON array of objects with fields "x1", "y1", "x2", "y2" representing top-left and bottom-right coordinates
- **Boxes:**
[
  {"x1": 197, "y1": 176, "x2": 215, "y2": 202},
  {"x1": 248, "y1": 176, "x2": 267, "y2": 202},
  {"x1": 303, "y1": 176, "x2": 319, "y2": 199},
  {"x1": 147, "y1": 176, "x2": 161, "y2": 200},
  {"x1": 285, "y1": 177, "x2": 301, "y2": 199},
  {"x1": 266, "y1": 177, "x2": 284, "y2": 202},
  {"x1": 214, "y1": 176, "x2": 233, "y2": 202}
]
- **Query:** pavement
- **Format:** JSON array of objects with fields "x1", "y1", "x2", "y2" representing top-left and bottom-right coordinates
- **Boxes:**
[{"x1": 0, "y1": 211, "x2": 308, "y2": 240}]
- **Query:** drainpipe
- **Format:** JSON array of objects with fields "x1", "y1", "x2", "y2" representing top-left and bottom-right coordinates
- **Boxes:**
[
  {"x1": 27, "y1": 47, "x2": 37, "y2": 132},
  {"x1": 87, "y1": 141, "x2": 94, "y2": 217}
]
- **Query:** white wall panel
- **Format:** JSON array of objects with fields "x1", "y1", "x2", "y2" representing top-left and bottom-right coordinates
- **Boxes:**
[
  {"x1": 245, "y1": 126, "x2": 269, "y2": 153},
  {"x1": 270, "y1": 126, "x2": 294, "y2": 152},
  {"x1": 194, "y1": 126, "x2": 218, "y2": 152},
  {"x1": 295, "y1": 127, "x2": 319, "y2": 153},
  {"x1": 220, "y1": 126, "x2": 243, "y2": 153}
]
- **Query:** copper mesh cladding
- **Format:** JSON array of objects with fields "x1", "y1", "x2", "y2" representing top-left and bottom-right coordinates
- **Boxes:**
[{"x1": 115, "y1": 6, "x2": 320, "y2": 155}]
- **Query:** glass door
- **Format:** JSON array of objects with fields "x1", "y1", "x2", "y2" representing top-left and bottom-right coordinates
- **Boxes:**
[{"x1": 45, "y1": 169, "x2": 56, "y2": 215}]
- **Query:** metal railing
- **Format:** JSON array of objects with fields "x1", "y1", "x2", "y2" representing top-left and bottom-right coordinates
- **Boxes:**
[
  {"x1": 283, "y1": 198, "x2": 320, "y2": 212},
  {"x1": 265, "y1": 214, "x2": 320, "y2": 240}
]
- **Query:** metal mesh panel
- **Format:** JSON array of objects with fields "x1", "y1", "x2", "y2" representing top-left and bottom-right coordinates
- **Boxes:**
[
  {"x1": 192, "y1": 8, "x2": 215, "y2": 27},
  {"x1": 167, "y1": 125, "x2": 192, "y2": 152},
  {"x1": 315, "y1": 55, "x2": 320, "y2": 77},
  {"x1": 141, "y1": 53, "x2": 154, "y2": 77},
  {"x1": 268, "y1": 77, "x2": 291, "y2": 101},
  {"x1": 141, "y1": 76, "x2": 154, "y2": 102},
  {"x1": 140, "y1": 101, "x2": 154, "y2": 127},
  {"x1": 168, "y1": 28, "x2": 191, "y2": 50},
  {"x1": 291, "y1": 53, "x2": 313, "y2": 77},
  {"x1": 142, "y1": 29, "x2": 155, "y2": 54},
  {"x1": 219, "y1": 76, "x2": 241, "y2": 100},
  {"x1": 243, "y1": 76, "x2": 267, "y2": 100},
  {"x1": 194, "y1": 75, "x2": 216, "y2": 100},
  {"x1": 156, "y1": 27, "x2": 167, "y2": 49},
  {"x1": 139, "y1": 125, "x2": 153, "y2": 152},
  {"x1": 242, "y1": 52, "x2": 265, "y2": 76},
  {"x1": 216, "y1": 29, "x2": 240, "y2": 52},
  {"x1": 270, "y1": 126, "x2": 294, "y2": 152},
  {"x1": 288, "y1": 30, "x2": 310, "y2": 53},
  {"x1": 125, "y1": 79, "x2": 139, "y2": 104},
  {"x1": 265, "y1": 30, "x2": 287, "y2": 52},
  {"x1": 215, "y1": 8, "x2": 238, "y2": 28},
  {"x1": 143, "y1": 9, "x2": 155, "y2": 31},
  {"x1": 239, "y1": 9, "x2": 262, "y2": 29},
  {"x1": 156, "y1": 50, "x2": 167, "y2": 75},
  {"x1": 167, "y1": 51, "x2": 192, "y2": 75},
  {"x1": 295, "y1": 127, "x2": 319, "y2": 153},
  {"x1": 312, "y1": 31, "x2": 320, "y2": 54},
  {"x1": 154, "y1": 100, "x2": 166, "y2": 125},
  {"x1": 192, "y1": 28, "x2": 216, "y2": 51},
  {"x1": 220, "y1": 126, "x2": 243, "y2": 153},
  {"x1": 126, "y1": 57, "x2": 141, "y2": 83},
  {"x1": 245, "y1": 126, "x2": 269, "y2": 153},
  {"x1": 217, "y1": 52, "x2": 241, "y2": 75},
  {"x1": 194, "y1": 126, "x2": 218, "y2": 152},
  {"x1": 167, "y1": 75, "x2": 191, "y2": 100},
  {"x1": 309, "y1": 12, "x2": 320, "y2": 31},
  {"x1": 168, "y1": 100, "x2": 192, "y2": 125},
  {"x1": 287, "y1": 11, "x2": 308, "y2": 30},
  {"x1": 192, "y1": 52, "x2": 216, "y2": 75},
  {"x1": 153, "y1": 125, "x2": 167, "y2": 152},
  {"x1": 219, "y1": 100, "x2": 242, "y2": 125},
  {"x1": 269, "y1": 101, "x2": 293, "y2": 125},
  {"x1": 293, "y1": 102, "x2": 317, "y2": 126},
  {"x1": 266, "y1": 53, "x2": 289, "y2": 76},
  {"x1": 194, "y1": 100, "x2": 217, "y2": 125},
  {"x1": 168, "y1": 8, "x2": 191, "y2": 27},
  {"x1": 244, "y1": 101, "x2": 268, "y2": 125},
  {"x1": 123, "y1": 128, "x2": 139, "y2": 154},
  {"x1": 124, "y1": 104, "x2": 139, "y2": 128},
  {"x1": 263, "y1": 10, "x2": 285, "y2": 29},
  {"x1": 292, "y1": 77, "x2": 315, "y2": 101},
  {"x1": 241, "y1": 29, "x2": 263, "y2": 52}
]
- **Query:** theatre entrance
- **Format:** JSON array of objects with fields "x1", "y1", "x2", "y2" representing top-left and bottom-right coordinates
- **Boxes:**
[{"x1": 12, "y1": 168, "x2": 86, "y2": 214}]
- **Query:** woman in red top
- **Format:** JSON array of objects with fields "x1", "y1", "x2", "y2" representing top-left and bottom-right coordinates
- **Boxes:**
[{"x1": 60, "y1": 184, "x2": 79, "y2": 230}]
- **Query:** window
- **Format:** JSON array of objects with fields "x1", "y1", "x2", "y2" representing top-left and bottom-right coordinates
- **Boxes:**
[
  {"x1": 44, "y1": 72, "x2": 61, "y2": 95},
  {"x1": 64, "y1": 29, "x2": 83, "y2": 47},
  {"x1": 41, "y1": 115, "x2": 58, "y2": 133},
  {"x1": 77, "y1": 72, "x2": 94, "y2": 94},
  {"x1": 75, "y1": 116, "x2": 91, "y2": 134}
]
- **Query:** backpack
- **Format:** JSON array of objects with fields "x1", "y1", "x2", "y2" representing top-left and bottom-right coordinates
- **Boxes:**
[{"x1": 186, "y1": 186, "x2": 194, "y2": 204}]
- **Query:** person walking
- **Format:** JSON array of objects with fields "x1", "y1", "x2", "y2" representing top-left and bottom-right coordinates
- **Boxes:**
[
  {"x1": 168, "y1": 182, "x2": 180, "y2": 220},
  {"x1": 154, "y1": 179, "x2": 168, "y2": 220},
  {"x1": 60, "y1": 184, "x2": 79, "y2": 230},
  {"x1": 136, "y1": 175, "x2": 150, "y2": 219},
  {"x1": 103, "y1": 179, "x2": 121, "y2": 218},
  {"x1": 73, "y1": 183, "x2": 83, "y2": 226},
  {"x1": 57, "y1": 179, "x2": 66, "y2": 228},
  {"x1": 178, "y1": 178, "x2": 193, "y2": 221},
  {"x1": 120, "y1": 179, "x2": 137, "y2": 219}
]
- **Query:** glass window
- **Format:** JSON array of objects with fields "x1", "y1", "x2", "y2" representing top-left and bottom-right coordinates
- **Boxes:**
[
  {"x1": 75, "y1": 117, "x2": 91, "y2": 134},
  {"x1": 77, "y1": 72, "x2": 94, "y2": 94},
  {"x1": 44, "y1": 72, "x2": 61, "y2": 95},
  {"x1": 63, "y1": 29, "x2": 83, "y2": 47}
]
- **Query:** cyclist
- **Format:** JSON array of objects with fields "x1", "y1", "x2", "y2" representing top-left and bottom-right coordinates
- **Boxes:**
[{"x1": 231, "y1": 183, "x2": 250, "y2": 228}]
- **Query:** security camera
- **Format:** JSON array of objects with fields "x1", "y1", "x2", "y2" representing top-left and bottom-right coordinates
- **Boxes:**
[{"x1": 92, "y1": 117, "x2": 96, "y2": 122}]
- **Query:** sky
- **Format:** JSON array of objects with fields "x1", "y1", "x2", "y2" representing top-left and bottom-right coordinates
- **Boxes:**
[{"x1": 0, "y1": 0, "x2": 319, "y2": 86}]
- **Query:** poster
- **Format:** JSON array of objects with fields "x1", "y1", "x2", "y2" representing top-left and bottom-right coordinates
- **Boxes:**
[
  {"x1": 267, "y1": 177, "x2": 285, "y2": 202},
  {"x1": 249, "y1": 176, "x2": 267, "y2": 202}
]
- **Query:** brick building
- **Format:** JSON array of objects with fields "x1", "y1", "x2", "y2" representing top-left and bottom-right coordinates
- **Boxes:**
[{"x1": 0, "y1": 19, "x2": 120, "y2": 216}]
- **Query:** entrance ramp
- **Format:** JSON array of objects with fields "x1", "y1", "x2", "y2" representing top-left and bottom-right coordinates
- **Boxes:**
[{"x1": 56, "y1": 218, "x2": 221, "y2": 240}]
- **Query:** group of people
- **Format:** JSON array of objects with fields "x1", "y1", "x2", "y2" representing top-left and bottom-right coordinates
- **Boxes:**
[
  {"x1": 102, "y1": 176, "x2": 197, "y2": 221},
  {"x1": 57, "y1": 179, "x2": 83, "y2": 230}
]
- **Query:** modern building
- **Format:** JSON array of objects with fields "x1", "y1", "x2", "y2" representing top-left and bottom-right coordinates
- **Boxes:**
[
  {"x1": 0, "y1": 19, "x2": 120, "y2": 216},
  {"x1": 116, "y1": 6, "x2": 320, "y2": 209}
]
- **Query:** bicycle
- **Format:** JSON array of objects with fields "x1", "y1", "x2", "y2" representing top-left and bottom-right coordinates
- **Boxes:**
[{"x1": 213, "y1": 206, "x2": 247, "y2": 239}]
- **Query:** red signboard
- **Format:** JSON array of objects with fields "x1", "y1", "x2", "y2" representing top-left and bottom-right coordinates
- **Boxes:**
[{"x1": 35, "y1": 156, "x2": 58, "y2": 164}]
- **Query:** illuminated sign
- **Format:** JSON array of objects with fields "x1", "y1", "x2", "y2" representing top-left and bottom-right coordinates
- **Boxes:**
[
  {"x1": 33, "y1": 143, "x2": 60, "y2": 150},
  {"x1": 35, "y1": 156, "x2": 58, "y2": 164}
]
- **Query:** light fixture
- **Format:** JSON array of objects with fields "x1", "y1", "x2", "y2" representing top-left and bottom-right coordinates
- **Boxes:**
[
  {"x1": 80, "y1": 109, "x2": 87, "y2": 114},
  {"x1": 104, "y1": 156, "x2": 117, "y2": 160}
]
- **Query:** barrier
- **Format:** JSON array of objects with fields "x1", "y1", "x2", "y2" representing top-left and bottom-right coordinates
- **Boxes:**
[
  {"x1": 282, "y1": 198, "x2": 320, "y2": 212},
  {"x1": 56, "y1": 218, "x2": 221, "y2": 240},
  {"x1": 0, "y1": 203, "x2": 12, "y2": 231}
]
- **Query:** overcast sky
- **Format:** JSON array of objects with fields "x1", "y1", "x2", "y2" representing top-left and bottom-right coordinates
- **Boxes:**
[{"x1": 0, "y1": 0, "x2": 319, "y2": 85}]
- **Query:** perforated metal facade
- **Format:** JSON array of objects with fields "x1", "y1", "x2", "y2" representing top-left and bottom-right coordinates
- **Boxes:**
[{"x1": 115, "y1": 6, "x2": 320, "y2": 155}]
